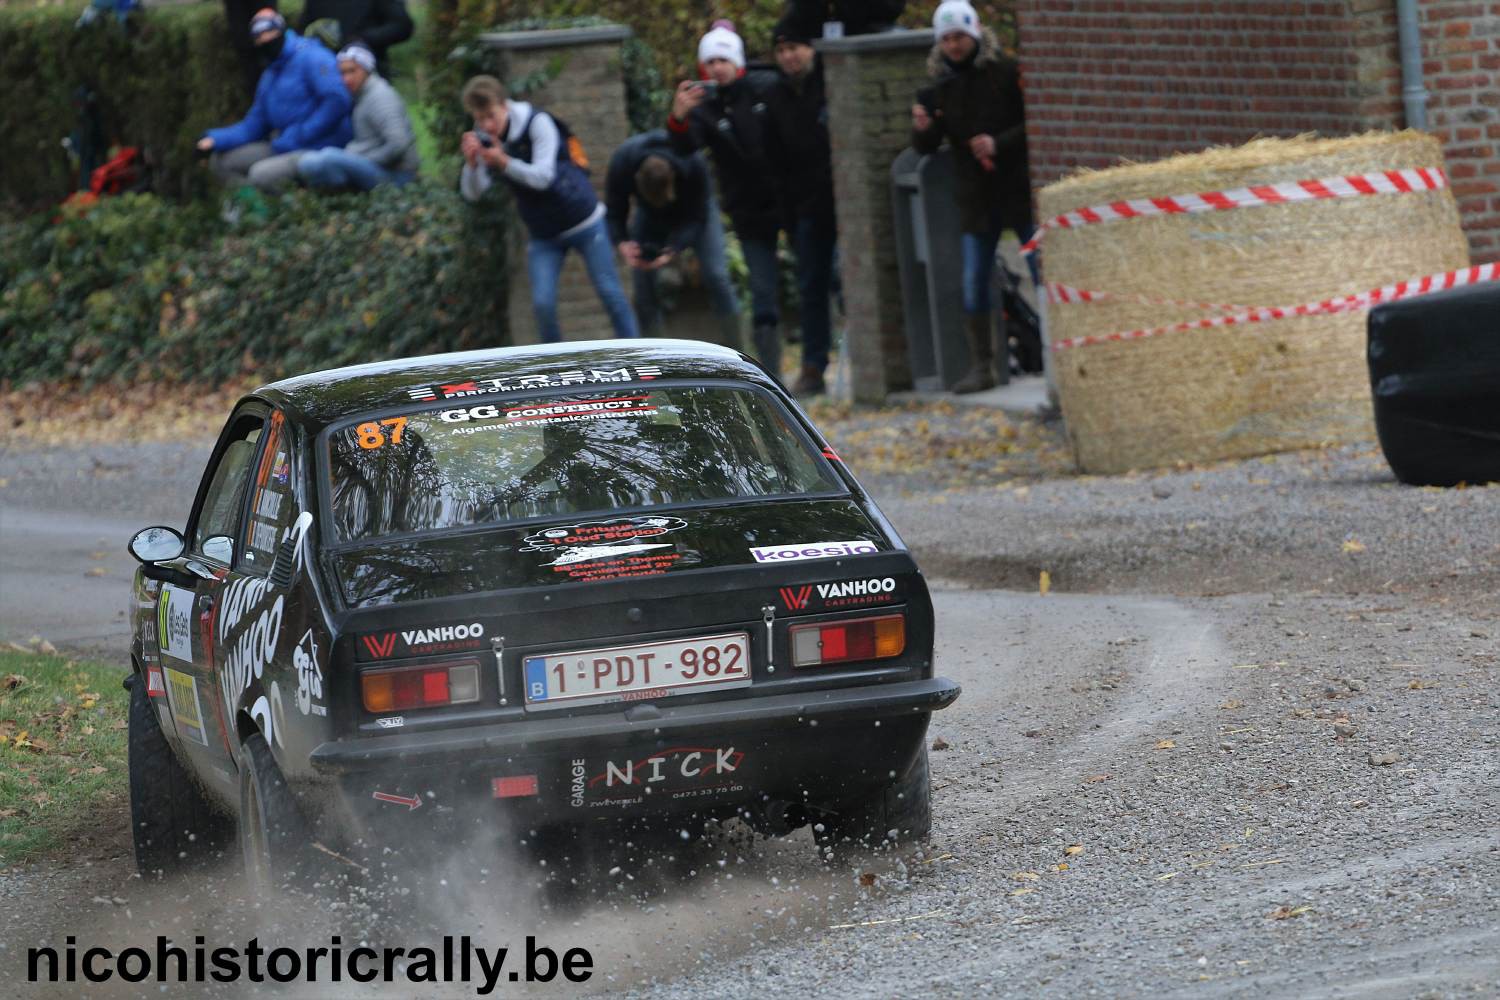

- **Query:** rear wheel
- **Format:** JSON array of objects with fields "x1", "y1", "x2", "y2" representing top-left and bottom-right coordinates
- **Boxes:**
[
  {"x1": 127, "y1": 672, "x2": 234, "y2": 876},
  {"x1": 238, "y1": 731, "x2": 316, "y2": 893},
  {"x1": 815, "y1": 744, "x2": 932, "y2": 856}
]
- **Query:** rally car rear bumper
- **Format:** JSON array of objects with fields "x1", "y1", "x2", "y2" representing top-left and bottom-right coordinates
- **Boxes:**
[{"x1": 309, "y1": 676, "x2": 960, "y2": 774}]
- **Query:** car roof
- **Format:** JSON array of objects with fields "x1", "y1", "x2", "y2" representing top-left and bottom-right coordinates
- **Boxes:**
[{"x1": 251, "y1": 339, "x2": 773, "y2": 432}]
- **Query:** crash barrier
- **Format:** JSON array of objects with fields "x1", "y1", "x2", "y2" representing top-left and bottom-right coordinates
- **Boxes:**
[
  {"x1": 1368, "y1": 280, "x2": 1500, "y2": 487},
  {"x1": 1036, "y1": 132, "x2": 1470, "y2": 474},
  {"x1": 891, "y1": 148, "x2": 973, "y2": 391}
]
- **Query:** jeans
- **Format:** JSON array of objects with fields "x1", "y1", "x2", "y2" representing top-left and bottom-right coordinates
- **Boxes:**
[
  {"x1": 740, "y1": 235, "x2": 781, "y2": 330},
  {"x1": 963, "y1": 216, "x2": 1042, "y2": 315},
  {"x1": 210, "y1": 142, "x2": 303, "y2": 192},
  {"x1": 298, "y1": 149, "x2": 413, "y2": 191},
  {"x1": 632, "y1": 198, "x2": 740, "y2": 335},
  {"x1": 793, "y1": 214, "x2": 837, "y2": 373},
  {"x1": 526, "y1": 217, "x2": 639, "y2": 343}
]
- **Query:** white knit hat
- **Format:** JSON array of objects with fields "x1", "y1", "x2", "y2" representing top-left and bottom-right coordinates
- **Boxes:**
[
  {"x1": 697, "y1": 21, "x2": 746, "y2": 70},
  {"x1": 933, "y1": 0, "x2": 982, "y2": 41}
]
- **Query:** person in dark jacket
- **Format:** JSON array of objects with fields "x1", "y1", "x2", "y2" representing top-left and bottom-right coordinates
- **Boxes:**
[
  {"x1": 298, "y1": 0, "x2": 412, "y2": 78},
  {"x1": 606, "y1": 130, "x2": 743, "y2": 347},
  {"x1": 196, "y1": 9, "x2": 353, "y2": 192},
  {"x1": 763, "y1": 13, "x2": 838, "y2": 396},
  {"x1": 785, "y1": 0, "x2": 906, "y2": 36},
  {"x1": 912, "y1": 0, "x2": 1033, "y2": 393},
  {"x1": 459, "y1": 75, "x2": 638, "y2": 343},
  {"x1": 668, "y1": 21, "x2": 784, "y2": 375}
]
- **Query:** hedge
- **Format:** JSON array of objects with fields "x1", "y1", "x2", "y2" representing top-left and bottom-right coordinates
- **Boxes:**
[
  {"x1": 0, "y1": 3, "x2": 298, "y2": 213},
  {"x1": 0, "y1": 182, "x2": 507, "y2": 385}
]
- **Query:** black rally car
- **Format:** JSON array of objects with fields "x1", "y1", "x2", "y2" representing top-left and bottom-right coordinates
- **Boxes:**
[{"x1": 125, "y1": 341, "x2": 959, "y2": 882}]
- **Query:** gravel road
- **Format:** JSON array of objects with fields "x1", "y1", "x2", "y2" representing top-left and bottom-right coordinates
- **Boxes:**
[{"x1": 1, "y1": 426, "x2": 1497, "y2": 999}]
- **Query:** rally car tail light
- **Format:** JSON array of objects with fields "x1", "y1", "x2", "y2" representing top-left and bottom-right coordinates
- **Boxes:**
[
  {"x1": 362, "y1": 658, "x2": 481, "y2": 713},
  {"x1": 789, "y1": 614, "x2": 905, "y2": 668}
]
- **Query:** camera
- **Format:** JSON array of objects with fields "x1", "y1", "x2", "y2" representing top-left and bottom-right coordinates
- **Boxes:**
[
  {"x1": 638, "y1": 243, "x2": 665, "y2": 262},
  {"x1": 475, "y1": 129, "x2": 496, "y2": 149},
  {"x1": 697, "y1": 80, "x2": 720, "y2": 100}
]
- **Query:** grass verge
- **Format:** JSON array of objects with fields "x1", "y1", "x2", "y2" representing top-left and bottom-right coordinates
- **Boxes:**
[{"x1": 0, "y1": 650, "x2": 129, "y2": 864}]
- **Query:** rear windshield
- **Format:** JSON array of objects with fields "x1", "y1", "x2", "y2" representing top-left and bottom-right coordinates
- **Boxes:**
[{"x1": 326, "y1": 385, "x2": 841, "y2": 542}]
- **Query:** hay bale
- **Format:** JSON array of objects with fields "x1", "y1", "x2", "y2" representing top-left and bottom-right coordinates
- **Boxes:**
[{"x1": 1040, "y1": 132, "x2": 1469, "y2": 474}]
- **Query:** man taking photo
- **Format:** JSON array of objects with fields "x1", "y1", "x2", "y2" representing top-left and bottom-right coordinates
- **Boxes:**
[{"x1": 667, "y1": 20, "x2": 784, "y2": 376}]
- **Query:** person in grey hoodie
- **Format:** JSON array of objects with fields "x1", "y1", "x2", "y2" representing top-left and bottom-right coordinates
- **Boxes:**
[{"x1": 298, "y1": 42, "x2": 419, "y2": 190}]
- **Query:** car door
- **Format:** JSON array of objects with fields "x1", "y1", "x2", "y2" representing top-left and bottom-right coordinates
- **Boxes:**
[{"x1": 156, "y1": 405, "x2": 272, "y2": 795}]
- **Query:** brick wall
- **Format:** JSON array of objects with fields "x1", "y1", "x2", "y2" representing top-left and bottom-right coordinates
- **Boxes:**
[
  {"x1": 1016, "y1": 0, "x2": 1500, "y2": 262},
  {"x1": 821, "y1": 31, "x2": 936, "y2": 401}
]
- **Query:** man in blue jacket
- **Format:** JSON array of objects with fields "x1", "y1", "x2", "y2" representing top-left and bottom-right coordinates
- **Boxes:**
[{"x1": 196, "y1": 9, "x2": 353, "y2": 191}]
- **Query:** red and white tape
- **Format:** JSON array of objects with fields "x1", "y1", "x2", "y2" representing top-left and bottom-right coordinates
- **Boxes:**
[
  {"x1": 1050, "y1": 262, "x2": 1500, "y2": 352},
  {"x1": 1022, "y1": 167, "x2": 1449, "y2": 254},
  {"x1": 1044, "y1": 281, "x2": 1251, "y2": 315}
]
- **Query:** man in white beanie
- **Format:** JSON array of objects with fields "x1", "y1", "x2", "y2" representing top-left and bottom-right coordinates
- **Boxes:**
[
  {"x1": 912, "y1": 0, "x2": 1035, "y2": 392},
  {"x1": 298, "y1": 42, "x2": 420, "y2": 190},
  {"x1": 668, "y1": 21, "x2": 783, "y2": 376}
]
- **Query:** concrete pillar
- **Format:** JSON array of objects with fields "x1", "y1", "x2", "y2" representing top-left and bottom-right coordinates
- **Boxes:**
[
  {"x1": 819, "y1": 30, "x2": 934, "y2": 402},
  {"x1": 478, "y1": 25, "x2": 633, "y2": 345}
]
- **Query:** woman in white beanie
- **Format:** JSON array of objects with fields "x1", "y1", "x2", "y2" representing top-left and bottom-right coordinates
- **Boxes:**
[
  {"x1": 912, "y1": 1, "x2": 1034, "y2": 393},
  {"x1": 668, "y1": 21, "x2": 786, "y2": 376}
]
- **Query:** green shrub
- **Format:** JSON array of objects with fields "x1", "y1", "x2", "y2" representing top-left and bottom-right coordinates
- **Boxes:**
[
  {"x1": 0, "y1": 183, "x2": 507, "y2": 385},
  {"x1": 0, "y1": 3, "x2": 294, "y2": 213}
]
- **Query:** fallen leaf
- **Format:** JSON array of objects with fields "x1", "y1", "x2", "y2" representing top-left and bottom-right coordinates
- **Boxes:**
[
  {"x1": 1012, "y1": 871, "x2": 1041, "y2": 882},
  {"x1": 1009, "y1": 887, "x2": 1035, "y2": 897},
  {"x1": 87, "y1": 766, "x2": 106, "y2": 774},
  {"x1": 1064, "y1": 845, "x2": 1084, "y2": 856},
  {"x1": 1156, "y1": 739, "x2": 1177, "y2": 750},
  {"x1": 1052, "y1": 863, "x2": 1070, "y2": 872},
  {"x1": 1268, "y1": 905, "x2": 1311, "y2": 920},
  {"x1": 1039, "y1": 570, "x2": 1051, "y2": 596},
  {"x1": 1083, "y1": 773, "x2": 1111, "y2": 784},
  {"x1": 1342, "y1": 538, "x2": 1366, "y2": 554},
  {"x1": 858, "y1": 872, "x2": 877, "y2": 887},
  {"x1": 84, "y1": 568, "x2": 107, "y2": 578},
  {"x1": 930, "y1": 736, "x2": 950, "y2": 751},
  {"x1": 1, "y1": 674, "x2": 24, "y2": 691},
  {"x1": 1156, "y1": 872, "x2": 1179, "y2": 881},
  {"x1": 1219, "y1": 699, "x2": 1244, "y2": 710}
]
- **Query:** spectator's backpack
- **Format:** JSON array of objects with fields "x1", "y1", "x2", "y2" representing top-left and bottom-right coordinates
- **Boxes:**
[{"x1": 506, "y1": 110, "x2": 589, "y2": 172}]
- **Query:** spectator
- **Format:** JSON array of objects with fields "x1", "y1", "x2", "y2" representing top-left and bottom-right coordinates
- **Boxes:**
[
  {"x1": 196, "y1": 10, "x2": 353, "y2": 192},
  {"x1": 459, "y1": 76, "x2": 638, "y2": 343},
  {"x1": 763, "y1": 13, "x2": 838, "y2": 396},
  {"x1": 298, "y1": 42, "x2": 419, "y2": 191},
  {"x1": 785, "y1": 0, "x2": 906, "y2": 36},
  {"x1": 605, "y1": 130, "x2": 743, "y2": 348},
  {"x1": 298, "y1": 0, "x2": 413, "y2": 78},
  {"x1": 911, "y1": 1, "x2": 1032, "y2": 393},
  {"x1": 667, "y1": 21, "x2": 784, "y2": 375}
]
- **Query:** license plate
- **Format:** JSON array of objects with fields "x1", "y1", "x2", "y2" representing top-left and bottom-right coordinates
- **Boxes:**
[{"x1": 522, "y1": 632, "x2": 751, "y2": 711}]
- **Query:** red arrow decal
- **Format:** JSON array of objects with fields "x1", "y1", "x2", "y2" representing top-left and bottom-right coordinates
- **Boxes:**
[{"x1": 372, "y1": 791, "x2": 423, "y2": 811}]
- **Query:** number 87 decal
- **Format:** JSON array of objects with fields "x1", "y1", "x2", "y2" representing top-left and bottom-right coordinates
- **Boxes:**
[{"x1": 356, "y1": 417, "x2": 408, "y2": 450}]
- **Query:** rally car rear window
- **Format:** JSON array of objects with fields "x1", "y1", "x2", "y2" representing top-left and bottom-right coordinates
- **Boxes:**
[{"x1": 326, "y1": 385, "x2": 842, "y2": 542}]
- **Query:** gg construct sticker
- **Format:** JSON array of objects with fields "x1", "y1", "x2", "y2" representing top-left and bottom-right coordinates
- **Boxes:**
[
  {"x1": 157, "y1": 585, "x2": 195, "y2": 663},
  {"x1": 163, "y1": 668, "x2": 209, "y2": 746},
  {"x1": 439, "y1": 395, "x2": 659, "y2": 434}
]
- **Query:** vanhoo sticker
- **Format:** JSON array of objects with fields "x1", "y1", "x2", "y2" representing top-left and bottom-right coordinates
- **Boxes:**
[
  {"x1": 406, "y1": 366, "x2": 664, "y2": 402},
  {"x1": 164, "y1": 668, "x2": 209, "y2": 746},
  {"x1": 439, "y1": 395, "x2": 659, "y2": 434}
]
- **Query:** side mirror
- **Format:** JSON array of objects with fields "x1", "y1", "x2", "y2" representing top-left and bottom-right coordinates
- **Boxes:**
[
  {"x1": 201, "y1": 535, "x2": 235, "y2": 565},
  {"x1": 128, "y1": 526, "x2": 185, "y2": 565}
]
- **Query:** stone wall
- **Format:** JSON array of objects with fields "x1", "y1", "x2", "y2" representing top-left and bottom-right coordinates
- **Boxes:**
[{"x1": 821, "y1": 30, "x2": 937, "y2": 402}]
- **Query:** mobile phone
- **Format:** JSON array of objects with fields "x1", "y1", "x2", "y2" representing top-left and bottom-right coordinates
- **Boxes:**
[{"x1": 697, "y1": 81, "x2": 719, "y2": 100}]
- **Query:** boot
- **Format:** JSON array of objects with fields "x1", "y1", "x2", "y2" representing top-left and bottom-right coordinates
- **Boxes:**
[
  {"x1": 753, "y1": 323, "x2": 783, "y2": 383},
  {"x1": 792, "y1": 364, "x2": 826, "y2": 397},
  {"x1": 952, "y1": 313, "x2": 998, "y2": 394}
]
